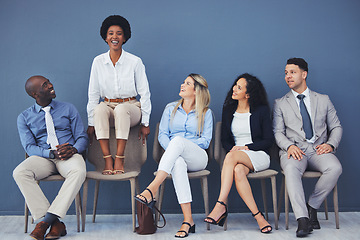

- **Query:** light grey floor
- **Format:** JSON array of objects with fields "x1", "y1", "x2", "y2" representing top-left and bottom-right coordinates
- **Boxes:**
[{"x1": 1, "y1": 212, "x2": 359, "y2": 240}]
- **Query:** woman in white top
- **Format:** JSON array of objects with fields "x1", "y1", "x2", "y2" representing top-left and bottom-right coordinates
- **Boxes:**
[
  {"x1": 204, "y1": 73, "x2": 274, "y2": 233},
  {"x1": 135, "y1": 74, "x2": 213, "y2": 238},
  {"x1": 87, "y1": 15, "x2": 151, "y2": 175}
]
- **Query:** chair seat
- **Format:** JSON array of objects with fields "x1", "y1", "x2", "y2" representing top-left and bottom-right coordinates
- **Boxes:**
[
  {"x1": 247, "y1": 169, "x2": 278, "y2": 179},
  {"x1": 154, "y1": 169, "x2": 210, "y2": 179},
  {"x1": 86, "y1": 171, "x2": 140, "y2": 180}
]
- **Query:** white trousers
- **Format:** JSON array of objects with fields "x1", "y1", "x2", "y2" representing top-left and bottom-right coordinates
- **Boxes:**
[
  {"x1": 94, "y1": 100, "x2": 141, "y2": 140},
  {"x1": 158, "y1": 136, "x2": 208, "y2": 204},
  {"x1": 13, "y1": 154, "x2": 86, "y2": 220}
]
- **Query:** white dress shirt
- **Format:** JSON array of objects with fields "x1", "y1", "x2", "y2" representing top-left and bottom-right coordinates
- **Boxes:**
[
  {"x1": 291, "y1": 88, "x2": 315, "y2": 143},
  {"x1": 87, "y1": 50, "x2": 151, "y2": 126}
]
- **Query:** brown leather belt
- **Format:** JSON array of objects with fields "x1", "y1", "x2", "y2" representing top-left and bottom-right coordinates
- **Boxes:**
[{"x1": 104, "y1": 97, "x2": 136, "y2": 103}]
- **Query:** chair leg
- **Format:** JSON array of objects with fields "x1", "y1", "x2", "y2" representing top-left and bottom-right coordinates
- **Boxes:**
[
  {"x1": 75, "y1": 191, "x2": 81, "y2": 232},
  {"x1": 333, "y1": 184, "x2": 339, "y2": 229},
  {"x1": 260, "y1": 179, "x2": 268, "y2": 220},
  {"x1": 135, "y1": 176, "x2": 140, "y2": 195},
  {"x1": 92, "y1": 180, "x2": 100, "y2": 223},
  {"x1": 223, "y1": 186, "x2": 228, "y2": 232},
  {"x1": 278, "y1": 174, "x2": 285, "y2": 221},
  {"x1": 200, "y1": 176, "x2": 210, "y2": 230},
  {"x1": 130, "y1": 178, "x2": 136, "y2": 232},
  {"x1": 271, "y1": 176, "x2": 279, "y2": 230},
  {"x1": 81, "y1": 179, "x2": 89, "y2": 232},
  {"x1": 156, "y1": 181, "x2": 166, "y2": 224},
  {"x1": 284, "y1": 176, "x2": 289, "y2": 230},
  {"x1": 24, "y1": 202, "x2": 29, "y2": 233},
  {"x1": 324, "y1": 197, "x2": 329, "y2": 220}
]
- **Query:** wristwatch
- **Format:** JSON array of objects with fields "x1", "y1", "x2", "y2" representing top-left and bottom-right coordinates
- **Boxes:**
[{"x1": 49, "y1": 150, "x2": 55, "y2": 159}]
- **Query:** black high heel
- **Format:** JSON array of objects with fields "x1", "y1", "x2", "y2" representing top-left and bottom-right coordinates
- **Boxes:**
[
  {"x1": 252, "y1": 211, "x2": 272, "y2": 234},
  {"x1": 175, "y1": 222, "x2": 195, "y2": 238},
  {"x1": 134, "y1": 188, "x2": 156, "y2": 209},
  {"x1": 204, "y1": 200, "x2": 228, "y2": 227}
]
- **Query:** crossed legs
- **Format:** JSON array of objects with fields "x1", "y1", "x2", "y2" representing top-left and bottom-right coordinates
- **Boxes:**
[
  {"x1": 205, "y1": 150, "x2": 271, "y2": 232},
  {"x1": 136, "y1": 136, "x2": 207, "y2": 237}
]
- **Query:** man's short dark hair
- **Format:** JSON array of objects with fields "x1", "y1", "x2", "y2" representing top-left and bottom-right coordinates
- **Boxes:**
[
  {"x1": 287, "y1": 57, "x2": 308, "y2": 72},
  {"x1": 100, "y1": 15, "x2": 131, "y2": 44}
]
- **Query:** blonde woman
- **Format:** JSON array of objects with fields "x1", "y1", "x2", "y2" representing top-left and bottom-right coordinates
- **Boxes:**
[{"x1": 135, "y1": 74, "x2": 213, "y2": 238}]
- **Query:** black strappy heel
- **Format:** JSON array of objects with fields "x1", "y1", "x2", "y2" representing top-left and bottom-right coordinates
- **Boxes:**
[
  {"x1": 134, "y1": 188, "x2": 156, "y2": 209},
  {"x1": 204, "y1": 200, "x2": 228, "y2": 227},
  {"x1": 252, "y1": 211, "x2": 272, "y2": 234},
  {"x1": 175, "y1": 222, "x2": 195, "y2": 238}
]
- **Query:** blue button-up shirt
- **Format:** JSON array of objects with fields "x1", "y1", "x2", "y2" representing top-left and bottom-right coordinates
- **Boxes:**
[
  {"x1": 158, "y1": 101, "x2": 213, "y2": 150},
  {"x1": 17, "y1": 100, "x2": 89, "y2": 158}
]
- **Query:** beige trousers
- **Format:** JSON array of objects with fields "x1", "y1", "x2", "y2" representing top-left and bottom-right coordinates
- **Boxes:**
[
  {"x1": 94, "y1": 100, "x2": 141, "y2": 140},
  {"x1": 13, "y1": 154, "x2": 86, "y2": 220}
]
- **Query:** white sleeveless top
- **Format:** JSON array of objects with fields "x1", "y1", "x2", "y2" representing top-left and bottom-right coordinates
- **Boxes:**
[{"x1": 231, "y1": 112, "x2": 252, "y2": 146}]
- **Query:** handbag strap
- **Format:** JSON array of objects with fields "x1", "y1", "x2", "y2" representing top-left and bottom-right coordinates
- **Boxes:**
[{"x1": 152, "y1": 205, "x2": 166, "y2": 228}]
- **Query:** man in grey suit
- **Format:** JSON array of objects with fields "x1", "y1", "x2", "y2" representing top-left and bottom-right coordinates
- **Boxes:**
[{"x1": 273, "y1": 58, "x2": 342, "y2": 237}]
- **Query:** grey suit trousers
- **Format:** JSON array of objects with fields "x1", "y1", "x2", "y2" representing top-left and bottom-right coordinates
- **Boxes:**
[
  {"x1": 13, "y1": 153, "x2": 86, "y2": 220},
  {"x1": 280, "y1": 142, "x2": 342, "y2": 219}
]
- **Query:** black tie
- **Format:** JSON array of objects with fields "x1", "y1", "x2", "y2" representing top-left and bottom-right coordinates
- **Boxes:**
[{"x1": 297, "y1": 94, "x2": 313, "y2": 140}]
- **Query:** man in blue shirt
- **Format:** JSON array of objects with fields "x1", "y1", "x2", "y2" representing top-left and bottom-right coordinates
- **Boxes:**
[{"x1": 13, "y1": 75, "x2": 88, "y2": 240}]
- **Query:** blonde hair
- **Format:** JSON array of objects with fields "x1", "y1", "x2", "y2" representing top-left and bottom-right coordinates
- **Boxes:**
[{"x1": 171, "y1": 73, "x2": 210, "y2": 136}]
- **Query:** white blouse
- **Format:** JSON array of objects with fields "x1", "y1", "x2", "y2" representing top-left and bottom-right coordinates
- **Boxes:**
[{"x1": 87, "y1": 50, "x2": 151, "y2": 126}]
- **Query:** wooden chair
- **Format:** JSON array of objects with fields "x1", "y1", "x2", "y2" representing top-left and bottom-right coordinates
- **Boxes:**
[
  {"x1": 152, "y1": 123, "x2": 212, "y2": 230},
  {"x1": 278, "y1": 170, "x2": 339, "y2": 229},
  {"x1": 214, "y1": 122, "x2": 279, "y2": 230},
  {"x1": 81, "y1": 124, "x2": 147, "y2": 232}
]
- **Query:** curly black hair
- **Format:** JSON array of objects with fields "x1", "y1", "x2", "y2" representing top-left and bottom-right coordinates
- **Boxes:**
[
  {"x1": 223, "y1": 73, "x2": 269, "y2": 112},
  {"x1": 100, "y1": 15, "x2": 131, "y2": 44}
]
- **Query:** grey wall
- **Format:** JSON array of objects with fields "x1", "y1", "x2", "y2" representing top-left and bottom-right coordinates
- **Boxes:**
[{"x1": 1, "y1": 0, "x2": 359, "y2": 215}]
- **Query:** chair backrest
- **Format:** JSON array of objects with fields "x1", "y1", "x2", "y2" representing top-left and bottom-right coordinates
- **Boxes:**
[
  {"x1": 152, "y1": 123, "x2": 165, "y2": 164},
  {"x1": 87, "y1": 124, "x2": 147, "y2": 172},
  {"x1": 152, "y1": 122, "x2": 213, "y2": 164},
  {"x1": 214, "y1": 122, "x2": 227, "y2": 170}
]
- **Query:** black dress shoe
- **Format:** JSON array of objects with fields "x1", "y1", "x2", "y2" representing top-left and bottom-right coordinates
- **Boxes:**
[
  {"x1": 296, "y1": 217, "x2": 313, "y2": 238},
  {"x1": 307, "y1": 203, "x2": 321, "y2": 229}
]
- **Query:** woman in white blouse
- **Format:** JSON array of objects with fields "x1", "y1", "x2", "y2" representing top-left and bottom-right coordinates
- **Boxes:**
[
  {"x1": 87, "y1": 15, "x2": 151, "y2": 175},
  {"x1": 204, "y1": 73, "x2": 274, "y2": 234},
  {"x1": 135, "y1": 74, "x2": 213, "y2": 238}
]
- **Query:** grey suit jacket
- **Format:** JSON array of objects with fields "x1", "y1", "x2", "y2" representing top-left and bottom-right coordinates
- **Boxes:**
[{"x1": 273, "y1": 89, "x2": 342, "y2": 157}]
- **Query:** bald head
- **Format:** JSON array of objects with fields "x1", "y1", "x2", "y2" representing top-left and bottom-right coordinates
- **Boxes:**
[
  {"x1": 24, "y1": 75, "x2": 56, "y2": 106},
  {"x1": 25, "y1": 75, "x2": 46, "y2": 98}
]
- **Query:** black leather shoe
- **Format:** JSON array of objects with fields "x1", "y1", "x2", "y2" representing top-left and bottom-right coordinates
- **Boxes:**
[
  {"x1": 296, "y1": 217, "x2": 313, "y2": 238},
  {"x1": 307, "y1": 203, "x2": 321, "y2": 229}
]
